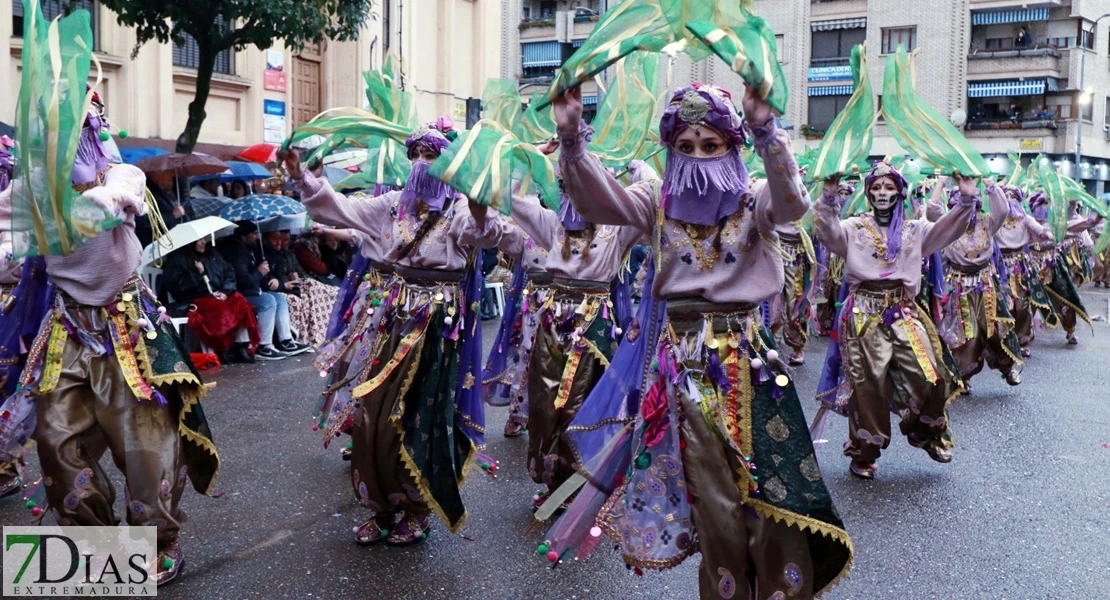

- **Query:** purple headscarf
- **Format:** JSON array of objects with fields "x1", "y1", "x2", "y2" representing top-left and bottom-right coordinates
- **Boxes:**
[
  {"x1": 399, "y1": 118, "x2": 456, "y2": 215},
  {"x1": 1029, "y1": 192, "x2": 1048, "y2": 222},
  {"x1": 72, "y1": 109, "x2": 111, "y2": 187},
  {"x1": 0, "y1": 142, "x2": 11, "y2": 192},
  {"x1": 1001, "y1": 184, "x2": 1027, "y2": 217},
  {"x1": 658, "y1": 84, "x2": 750, "y2": 226},
  {"x1": 863, "y1": 161, "x2": 908, "y2": 262}
]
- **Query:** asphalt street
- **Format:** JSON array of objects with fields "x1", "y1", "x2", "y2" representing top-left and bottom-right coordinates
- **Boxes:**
[{"x1": 3, "y1": 290, "x2": 1110, "y2": 599}]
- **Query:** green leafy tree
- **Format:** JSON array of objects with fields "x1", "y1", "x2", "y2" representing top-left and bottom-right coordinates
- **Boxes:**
[{"x1": 98, "y1": 0, "x2": 376, "y2": 152}]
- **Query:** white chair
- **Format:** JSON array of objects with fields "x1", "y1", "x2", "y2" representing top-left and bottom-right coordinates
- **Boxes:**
[
  {"x1": 484, "y1": 282, "x2": 505, "y2": 318},
  {"x1": 138, "y1": 265, "x2": 211, "y2": 353}
]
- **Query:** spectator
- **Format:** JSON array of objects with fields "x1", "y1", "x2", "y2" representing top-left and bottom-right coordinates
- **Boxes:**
[
  {"x1": 162, "y1": 238, "x2": 260, "y2": 364},
  {"x1": 293, "y1": 231, "x2": 341, "y2": 285},
  {"x1": 136, "y1": 180, "x2": 184, "y2": 248},
  {"x1": 229, "y1": 180, "x2": 250, "y2": 200},
  {"x1": 1015, "y1": 26, "x2": 1032, "y2": 48},
  {"x1": 319, "y1": 234, "x2": 352, "y2": 278},
  {"x1": 218, "y1": 221, "x2": 309, "y2": 359},
  {"x1": 186, "y1": 178, "x2": 228, "y2": 220},
  {"x1": 262, "y1": 230, "x2": 338, "y2": 347}
]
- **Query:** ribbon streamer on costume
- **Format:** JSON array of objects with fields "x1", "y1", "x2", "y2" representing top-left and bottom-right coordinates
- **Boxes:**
[
  {"x1": 363, "y1": 52, "x2": 418, "y2": 130},
  {"x1": 280, "y1": 108, "x2": 412, "y2": 156},
  {"x1": 811, "y1": 44, "x2": 874, "y2": 181},
  {"x1": 587, "y1": 52, "x2": 662, "y2": 167},
  {"x1": 12, "y1": 0, "x2": 114, "y2": 257},
  {"x1": 533, "y1": 0, "x2": 786, "y2": 114},
  {"x1": 880, "y1": 46, "x2": 991, "y2": 178},
  {"x1": 428, "y1": 120, "x2": 560, "y2": 213}
]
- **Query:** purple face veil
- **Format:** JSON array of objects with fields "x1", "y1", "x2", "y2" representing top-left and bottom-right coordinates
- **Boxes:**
[
  {"x1": 864, "y1": 162, "x2": 908, "y2": 262},
  {"x1": 399, "y1": 119, "x2": 457, "y2": 216},
  {"x1": 72, "y1": 109, "x2": 110, "y2": 187},
  {"x1": 1029, "y1": 192, "x2": 1048, "y2": 222},
  {"x1": 658, "y1": 85, "x2": 750, "y2": 226}
]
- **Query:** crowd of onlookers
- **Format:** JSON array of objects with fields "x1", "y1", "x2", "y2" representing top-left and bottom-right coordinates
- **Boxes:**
[{"x1": 144, "y1": 179, "x2": 357, "y2": 365}]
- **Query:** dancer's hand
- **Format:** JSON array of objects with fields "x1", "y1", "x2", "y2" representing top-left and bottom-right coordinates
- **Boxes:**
[
  {"x1": 742, "y1": 84, "x2": 775, "y2": 127},
  {"x1": 538, "y1": 138, "x2": 559, "y2": 156},
  {"x1": 282, "y1": 149, "x2": 303, "y2": 180},
  {"x1": 822, "y1": 175, "x2": 841, "y2": 203},
  {"x1": 553, "y1": 87, "x2": 583, "y2": 134},
  {"x1": 955, "y1": 174, "x2": 978, "y2": 197}
]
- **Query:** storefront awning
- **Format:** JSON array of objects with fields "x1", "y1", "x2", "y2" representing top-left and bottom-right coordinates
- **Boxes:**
[
  {"x1": 968, "y1": 79, "x2": 1046, "y2": 98},
  {"x1": 811, "y1": 18, "x2": 867, "y2": 32},
  {"x1": 971, "y1": 8, "x2": 1049, "y2": 26},
  {"x1": 583, "y1": 95, "x2": 597, "y2": 106},
  {"x1": 522, "y1": 41, "x2": 562, "y2": 68},
  {"x1": 808, "y1": 85, "x2": 854, "y2": 97}
]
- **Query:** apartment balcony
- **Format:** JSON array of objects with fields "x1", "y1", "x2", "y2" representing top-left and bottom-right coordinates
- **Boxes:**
[
  {"x1": 519, "y1": 19, "x2": 558, "y2": 41},
  {"x1": 809, "y1": 0, "x2": 867, "y2": 19},
  {"x1": 968, "y1": 0, "x2": 1064, "y2": 10},
  {"x1": 967, "y1": 45, "x2": 1066, "y2": 80}
]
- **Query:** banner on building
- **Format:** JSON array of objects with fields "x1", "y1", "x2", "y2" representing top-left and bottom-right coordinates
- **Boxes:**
[{"x1": 264, "y1": 50, "x2": 287, "y2": 92}]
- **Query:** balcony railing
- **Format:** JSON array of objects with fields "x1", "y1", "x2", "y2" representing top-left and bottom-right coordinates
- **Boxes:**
[
  {"x1": 968, "y1": 43, "x2": 1063, "y2": 58},
  {"x1": 965, "y1": 117, "x2": 1060, "y2": 131}
]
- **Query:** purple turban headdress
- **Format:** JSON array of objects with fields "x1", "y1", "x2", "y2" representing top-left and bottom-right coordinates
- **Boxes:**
[
  {"x1": 658, "y1": 84, "x2": 749, "y2": 226},
  {"x1": 399, "y1": 117, "x2": 456, "y2": 215},
  {"x1": 72, "y1": 87, "x2": 110, "y2": 187},
  {"x1": 1029, "y1": 191, "x2": 1048, "y2": 222},
  {"x1": 864, "y1": 161, "x2": 908, "y2": 262}
]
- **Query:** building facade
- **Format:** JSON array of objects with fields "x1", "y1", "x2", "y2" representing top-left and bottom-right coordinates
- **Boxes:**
[
  {"x1": 1, "y1": 0, "x2": 501, "y2": 155},
  {"x1": 498, "y1": 0, "x2": 1110, "y2": 193}
]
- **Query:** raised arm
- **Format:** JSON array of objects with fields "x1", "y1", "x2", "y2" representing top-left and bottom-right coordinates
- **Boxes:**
[
  {"x1": 984, "y1": 182, "x2": 1008, "y2": 236},
  {"x1": 925, "y1": 177, "x2": 948, "y2": 222},
  {"x1": 751, "y1": 119, "x2": 810, "y2": 233},
  {"x1": 1067, "y1": 213, "x2": 1102, "y2": 234},
  {"x1": 507, "y1": 193, "x2": 559, "y2": 251},
  {"x1": 813, "y1": 182, "x2": 849, "y2": 257},
  {"x1": 1024, "y1": 215, "x2": 1053, "y2": 243},
  {"x1": 294, "y1": 171, "x2": 394, "y2": 237},
  {"x1": 449, "y1": 197, "x2": 516, "y2": 250},
  {"x1": 923, "y1": 177, "x2": 980, "y2": 255}
]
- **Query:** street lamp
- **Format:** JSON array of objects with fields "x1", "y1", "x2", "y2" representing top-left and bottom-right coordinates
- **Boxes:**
[{"x1": 1075, "y1": 13, "x2": 1110, "y2": 182}]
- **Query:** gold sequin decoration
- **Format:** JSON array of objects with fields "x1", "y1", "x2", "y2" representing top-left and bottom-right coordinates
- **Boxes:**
[{"x1": 765, "y1": 415, "x2": 790, "y2": 442}]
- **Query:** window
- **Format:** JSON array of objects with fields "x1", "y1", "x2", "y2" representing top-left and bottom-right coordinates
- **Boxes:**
[
  {"x1": 1081, "y1": 95, "x2": 1093, "y2": 121},
  {"x1": 807, "y1": 94, "x2": 853, "y2": 131},
  {"x1": 1045, "y1": 95, "x2": 1073, "y2": 120},
  {"x1": 876, "y1": 94, "x2": 885, "y2": 122},
  {"x1": 173, "y1": 17, "x2": 235, "y2": 75},
  {"x1": 539, "y1": 0, "x2": 556, "y2": 19},
  {"x1": 881, "y1": 26, "x2": 917, "y2": 54},
  {"x1": 1079, "y1": 21, "x2": 1095, "y2": 50},
  {"x1": 810, "y1": 28, "x2": 866, "y2": 62},
  {"x1": 775, "y1": 34, "x2": 785, "y2": 63},
  {"x1": 1104, "y1": 97, "x2": 1110, "y2": 129},
  {"x1": 13, "y1": 0, "x2": 98, "y2": 50}
]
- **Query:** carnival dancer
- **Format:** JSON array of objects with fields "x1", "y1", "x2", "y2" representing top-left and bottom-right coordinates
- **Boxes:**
[
  {"x1": 770, "y1": 214, "x2": 815, "y2": 365},
  {"x1": 543, "y1": 83, "x2": 852, "y2": 599},
  {"x1": 311, "y1": 188, "x2": 394, "y2": 461},
  {"x1": 506, "y1": 171, "x2": 640, "y2": 505},
  {"x1": 0, "y1": 90, "x2": 219, "y2": 585},
  {"x1": 1029, "y1": 193, "x2": 1097, "y2": 345},
  {"x1": 932, "y1": 182, "x2": 1023, "y2": 390},
  {"x1": 481, "y1": 232, "x2": 549, "y2": 438},
  {"x1": 814, "y1": 164, "x2": 978, "y2": 479},
  {"x1": 994, "y1": 186, "x2": 1053, "y2": 356},
  {"x1": 815, "y1": 180, "x2": 853, "y2": 335},
  {"x1": 285, "y1": 118, "x2": 508, "y2": 546}
]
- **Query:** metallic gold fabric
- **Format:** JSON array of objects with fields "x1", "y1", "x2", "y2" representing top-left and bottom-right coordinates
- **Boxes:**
[
  {"x1": 34, "y1": 306, "x2": 192, "y2": 549},
  {"x1": 526, "y1": 290, "x2": 614, "y2": 491},
  {"x1": 840, "y1": 287, "x2": 959, "y2": 463},
  {"x1": 941, "y1": 269, "x2": 1020, "y2": 380},
  {"x1": 771, "y1": 239, "x2": 811, "y2": 353}
]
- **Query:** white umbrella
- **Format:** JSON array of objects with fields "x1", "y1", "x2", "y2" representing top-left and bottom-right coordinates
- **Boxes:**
[{"x1": 142, "y1": 216, "x2": 237, "y2": 266}]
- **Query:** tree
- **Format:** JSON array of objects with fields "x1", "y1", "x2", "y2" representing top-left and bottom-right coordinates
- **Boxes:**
[{"x1": 98, "y1": 0, "x2": 376, "y2": 152}]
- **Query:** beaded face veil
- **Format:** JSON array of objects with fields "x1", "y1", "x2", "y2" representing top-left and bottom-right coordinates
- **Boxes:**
[
  {"x1": 400, "y1": 119, "x2": 455, "y2": 215},
  {"x1": 658, "y1": 85, "x2": 749, "y2": 227}
]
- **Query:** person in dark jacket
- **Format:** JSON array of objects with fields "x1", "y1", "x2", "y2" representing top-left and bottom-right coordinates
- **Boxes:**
[
  {"x1": 163, "y1": 238, "x2": 259, "y2": 363},
  {"x1": 218, "y1": 221, "x2": 309, "y2": 359}
]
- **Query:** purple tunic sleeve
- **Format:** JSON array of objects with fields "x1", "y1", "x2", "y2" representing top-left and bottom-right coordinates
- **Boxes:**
[
  {"x1": 814, "y1": 189, "x2": 849, "y2": 257},
  {"x1": 557, "y1": 123, "x2": 657, "y2": 235},
  {"x1": 508, "y1": 193, "x2": 560, "y2": 251},
  {"x1": 984, "y1": 185, "x2": 1009, "y2": 236},
  {"x1": 297, "y1": 171, "x2": 394, "y2": 238},
  {"x1": 922, "y1": 192, "x2": 977, "y2": 255},
  {"x1": 749, "y1": 120, "x2": 810, "y2": 232},
  {"x1": 449, "y1": 199, "x2": 512, "y2": 250}
]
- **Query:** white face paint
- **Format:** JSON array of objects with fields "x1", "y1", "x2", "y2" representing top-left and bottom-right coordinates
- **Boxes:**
[{"x1": 867, "y1": 176, "x2": 900, "y2": 214}]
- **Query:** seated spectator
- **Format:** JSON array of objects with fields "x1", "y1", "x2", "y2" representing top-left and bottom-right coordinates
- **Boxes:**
[
  {"x1": 186, "y1": 178, "x2": 228, "y2": 220},
  {"x1": 319, "y1": 233, "x2": 354, "y2": 278},
  {"x1": 229, "y1": 180, "x2": 250, "y2": 200},
  {"x1": 219, "y1": 221, "x2": 310, "y2": 359},
  {"x1": 293, "y1": 231, "x2": 341, "y2": 285},
  {"x1": 162, "y1": 238, "x2": 260, "y2": 364},
  {"x1": 262, "y1": 230, "x2": 338, "y2": 347}
]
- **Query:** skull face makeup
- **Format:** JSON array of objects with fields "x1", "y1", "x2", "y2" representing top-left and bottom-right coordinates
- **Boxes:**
[{"x1": 867, "y1": 176, "x2": 900, "y2": 226}]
